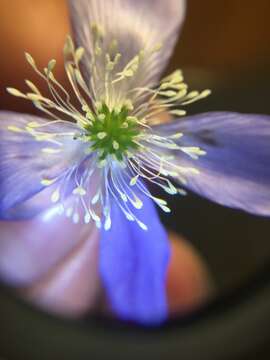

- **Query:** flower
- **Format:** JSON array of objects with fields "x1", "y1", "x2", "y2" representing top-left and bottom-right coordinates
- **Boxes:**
[{"x1": 0, "y1": 0, "x2": 270, "y2": 325}]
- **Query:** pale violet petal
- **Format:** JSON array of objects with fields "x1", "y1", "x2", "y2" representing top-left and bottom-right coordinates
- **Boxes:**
[
  {"x1": 0, "y1": 111, "x2": 85, "y2": 219},
  {"x1": 155, "y1": 112, "x2": 270, "y2": 216},
  {"x1": 68, "y1": 0, "x2": 186, "y2": 90}
]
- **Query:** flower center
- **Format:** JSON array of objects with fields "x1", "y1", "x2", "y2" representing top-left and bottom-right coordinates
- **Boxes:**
[{"x1": 84, "y1": 103, "x2": 140, "y2": 161}]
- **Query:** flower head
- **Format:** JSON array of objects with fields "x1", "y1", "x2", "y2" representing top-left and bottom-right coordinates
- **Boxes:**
[
  {"x1": 1, "y1": 0, "x2": 270, "y2": 325},
  {"x1": 7, "y1": 28, "x2": 209, "y2": 231}
]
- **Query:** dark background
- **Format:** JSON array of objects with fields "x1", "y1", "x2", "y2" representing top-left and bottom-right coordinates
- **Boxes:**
[{"x1": 1, "y1": 1, "x2": 270, "y2": 359}]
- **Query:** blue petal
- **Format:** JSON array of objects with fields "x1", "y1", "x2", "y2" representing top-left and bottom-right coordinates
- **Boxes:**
[
  {"x1": 0, "y1": 111, "x2": 84, "y2": 219},
  {"x1": 99, "y1": 194, "x2": 170, "y2": 325},
  {"x1": 156, "y1": 112, "x2": 270, "y2": 216}
]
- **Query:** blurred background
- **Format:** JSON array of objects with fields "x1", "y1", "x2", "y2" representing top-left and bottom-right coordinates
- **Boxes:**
[
  {"x1": 1, "y1": 1, "x2": 270, "y2": 359},
  {"x1": 1, "y1": 0, "x2": 270, "y2": 112}
]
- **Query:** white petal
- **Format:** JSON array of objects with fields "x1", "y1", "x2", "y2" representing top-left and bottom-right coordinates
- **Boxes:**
[
  {"x1": 21, "y1": 226, "x2": 100, "y2": 318},
  {"x1": 0, "y1": 200, "x2": 93, "y2": 286}
]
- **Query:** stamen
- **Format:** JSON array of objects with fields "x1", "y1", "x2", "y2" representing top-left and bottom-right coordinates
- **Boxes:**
[{"x1": 6, "y1": 22, "x2": 211, "y2": 229}]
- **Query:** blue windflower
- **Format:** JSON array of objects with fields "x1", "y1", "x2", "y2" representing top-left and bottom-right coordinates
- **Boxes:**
[{"x1": 1, "y1": 0, "x2": 270, "y2": 325}]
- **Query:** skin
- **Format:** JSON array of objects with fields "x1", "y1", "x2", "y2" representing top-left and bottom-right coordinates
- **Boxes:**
[
  {"x1": 19, "y1": 229, "x2": 213, "y2": 320},
  {"x1": 167, "y1": 232, "x2": 214, "y2": 316}
]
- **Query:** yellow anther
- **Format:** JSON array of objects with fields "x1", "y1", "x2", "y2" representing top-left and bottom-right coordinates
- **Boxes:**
[
  {"x1": 42, "y1": 148, "x2": 62, "y2": 154},
  {"x1": 151, "y1": 43, "x2": 163, "y2": 53},
  {"x1": 124, "y1": 100, "x2": 134, "y2": 111},
  {"x1": 26, "y1": 93, "x2": 42, "y2": 102},
  {"x1": 47, "y1": 59, "x2": 56, "y2": 73},
  {"x1": 170, "y1": 109, "x2": 186, "y2": 116},
  {"x1": 41, "y1": 178, "x2": 56, "y2": 186},
  {"x1": 130, "y1": 175, "x2": 139, "y2": 186},
  {"x1": 51, "y1": 190, "x2": 60, "y2": 203},
  {"x1": 25, "y1": 52, "x2": 37, "y2": 69},
  {"x1": 64, "y1": 35, "x2": 75, "y2": 55},
  {"x1": 98, "y1": 159, "x2": 107, "y2": 168},
  {"x1": 25, "y1": 80, "x2": 41, "y2": 95},
  {"x1": 27, "y1": 121, "x2": 40, "y2": 128},
  {"x1": 6, "y1": 88, "x2": 26, "y2": 98},
  {"x1": 75, "y1": 47, "x2": 85, "y2": 63},
  {"x1": 73, "y1": 186, "x2": 87, "y2": 196},
  {"x1": 7, "y1": 126, "x2": 23, "y2": 133},
  {"x1": 91, "y1": 23, "x2": 105, "y2": 40}
]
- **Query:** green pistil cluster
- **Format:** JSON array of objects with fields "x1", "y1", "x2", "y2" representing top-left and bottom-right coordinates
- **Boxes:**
[{"x1": 85, "y1": 104, "x2": 140, "y2": 161}]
